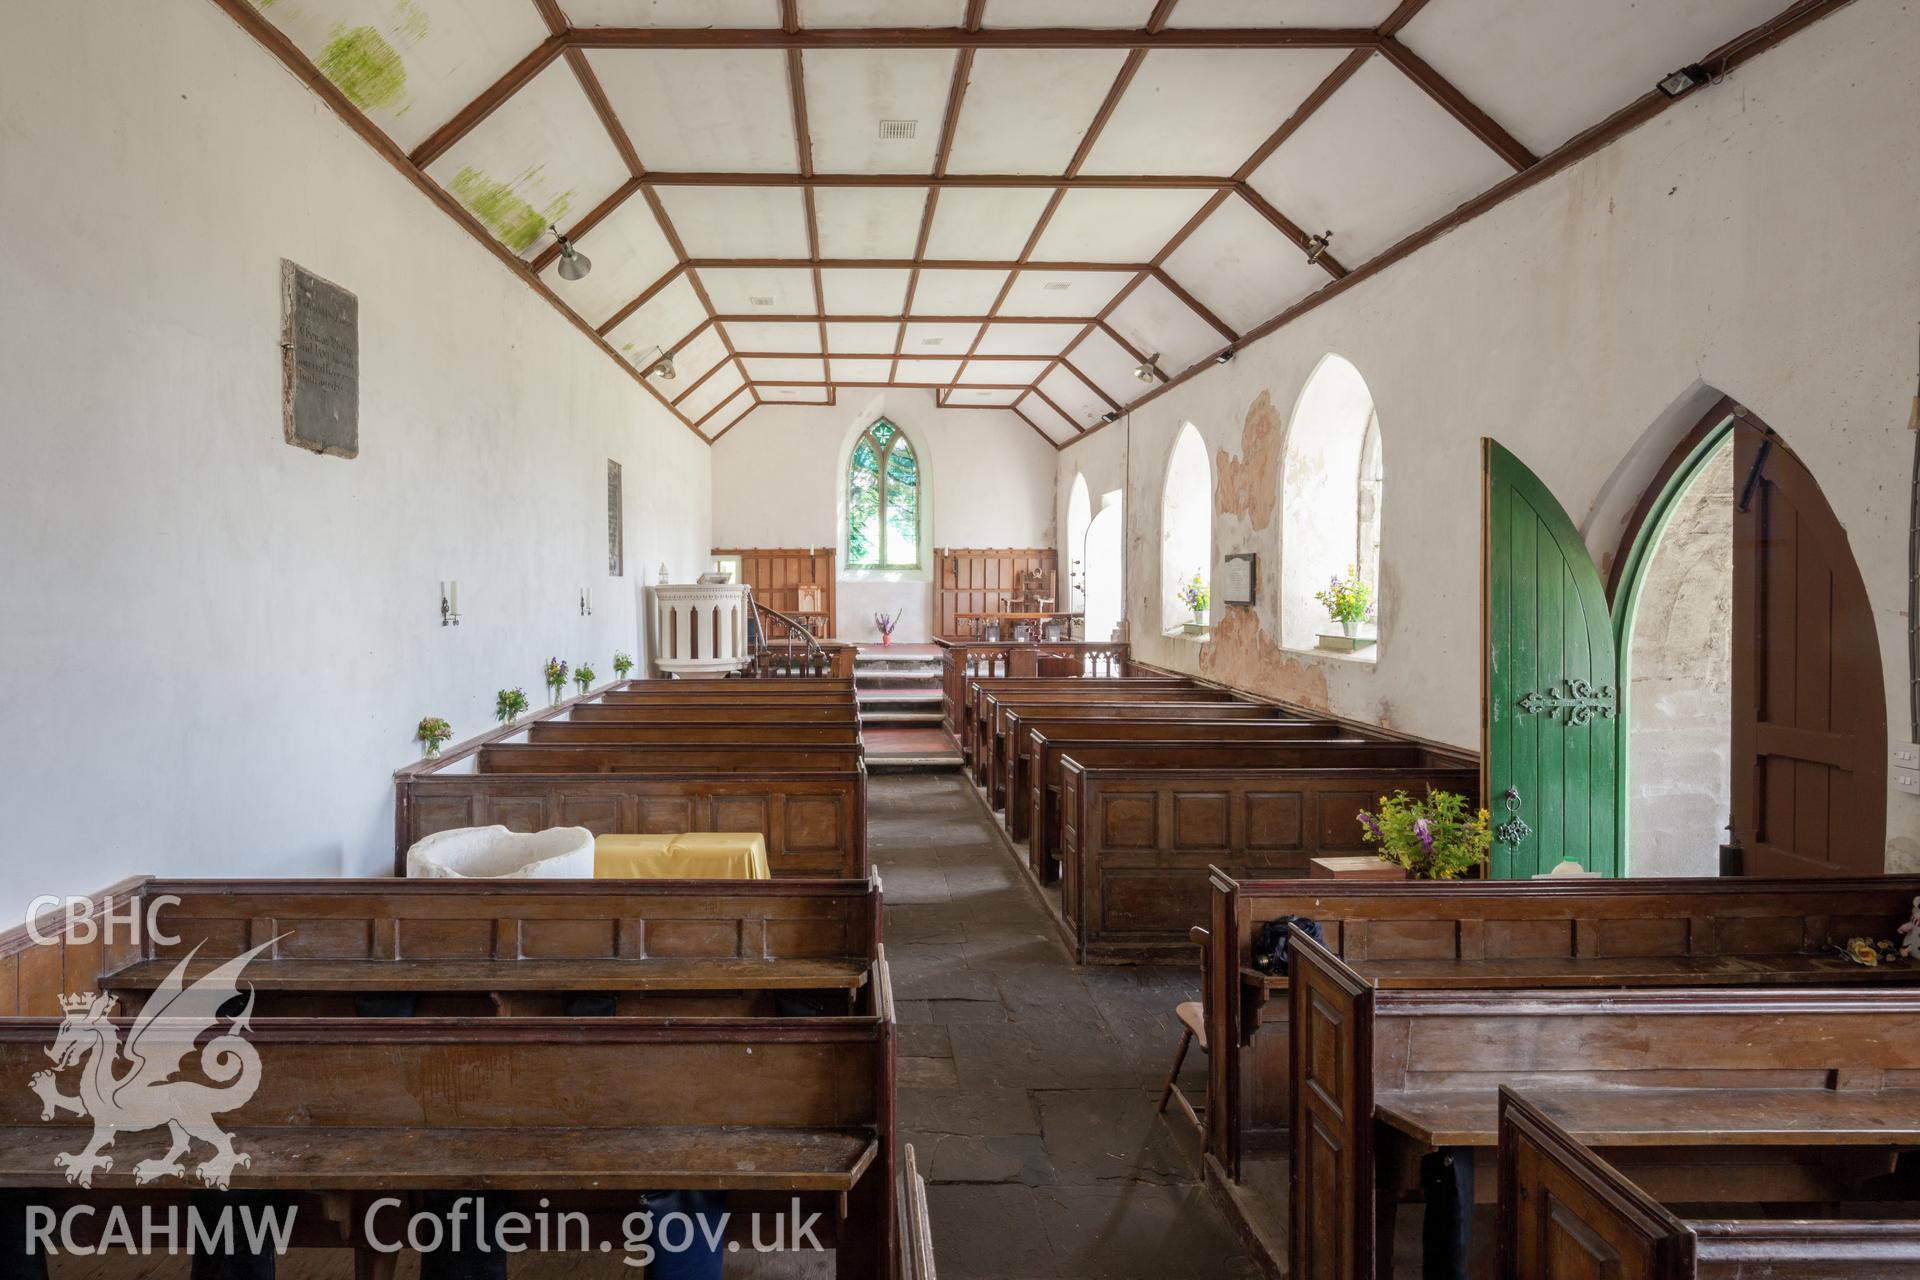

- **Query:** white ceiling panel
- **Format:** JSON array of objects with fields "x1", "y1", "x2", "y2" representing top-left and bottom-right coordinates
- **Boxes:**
[
  {"x1": 590, "y1": 50, "x2": 798, "y2": 173},
  {"x1": 975, "y1": 321, "x2": 1084, "y2": 356},
  {"x1": 566, "y1": 0, "x2": 780, "y2": 26},
  {"x1": 827, "y1": 321, "x2": 902, "y2": 352},
  {"x1": 426, "y1": 60, "x2": 630, "y2": 257},
  {"x1": 1161, "y1": 194, "x2": 1327, "y2": 332},
  {"x1": 1079, "y1": 49, "x2": 1348, "y2": 176},
  {"x1": 803, "y1": 49, "x2": 959, "y2": 173},
  {"x1": 683, "y1": 362, "x2": 748, "y2": 421},
  {"x1": 1249, "y1": 54, "x2": 1514, "y2": 263},
  {"x1": 605, "y1": 274, "x2": 708, "y2": 365},
  {"x1": 800, "y1": 0, "x2": 966, "y2": 24},
  {"x1": 1019, "y1": 392, "x2": 1077, "y2": 437},
  {"x1": 1167, "y1": 0, "x2": 1402, "y2": 26},
  {"x1": 910, "y1": 269, "x2": 1010, "y2": 315},
  {"x1": 1039, "y1": 365, "x2": 1108, "y2": 426},
  {"x1": 707, "y1": 389, "x2": 757, "y2": 435},
  {"x1": 669, "y1": 325, "x2": 731, "y2": 389},
  {"x1": 902, "y1": 321, "x2": 980, "y2": 352},
  {"x1": 959, "y1": 359, "x2": 1051, "y2": 385},
  {"x1": 947, "y1": 388, "x2": 1025, "y2": 406},
  {"x1": 896, "y1": 359, "x2": 963, "y2": 384},
  {"x1": 254, "y1": 0, "x2": 551, "y2": 153},
  {"x1": 922, "y1": 189, "x2": 1053, "y2": 260},
  {"x1": 698, "y1": 266, "x2": 817, "y2": 313},
  {"x1": 821, "y1": 268, "x2": 912, "y2": 313},
  {"x1": 982, "y1": 0, "x2": 1156, "y2": 27},
  {"x1": 1063, "y1": 327, "x2": 1141, "y2": 399},
  {"x1": 1397, "y1": 0, "x2": 1786, "y2": 154},
  {"x1": 760, "y1": 385, "x2": 831, "y2": 403},
  {"x1": 814, "y1": 186, "x2": 930, "y2": 258},
  {"x1": 743, "y1": 357, "x2": 828, "y2": 381},
  {"x1": 724, "y1": 320, "x2": 824, "y2": 353},
  {"x1": 999, "y1": 269, "x2": 1133, "y2": 317},
  {"x1": 946, "y1": 49, "x2": 1133, "y2": 175},
  {"x1": 655, "y1": 186, "x2": 811, "y2": 258},
  {"x1": 1108, "y1": 275, "x2": 1223, "y2": 370},
  {"x1": 539, "y1": 197, "x2": 679, "y2": 327},
  {"x1": 1032, "y1": 188, "x2": 1214, "y2": 262},
  {"x1": 831, "y1": 358, "x2": 897, "y2": 382}
]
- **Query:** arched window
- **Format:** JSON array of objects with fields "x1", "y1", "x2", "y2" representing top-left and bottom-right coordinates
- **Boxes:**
[
  {"x1": 1160, "y1": 423, "x2": 1213, "y2": 633},
  {"x1": 1065, "y1": 473, "x2": 1091, "y2": 614},
  {"x1": 1280, "y1": 355, "x2": 1383, "y2": 657},
  {"x1": 847, "y1": 419, "x2": 920, "y2": 569}
]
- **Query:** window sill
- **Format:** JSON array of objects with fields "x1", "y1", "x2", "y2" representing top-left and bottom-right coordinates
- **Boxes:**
[
  {"x1": 1163, "y1": 624, "x2": 1211, "y2": 643},
  {"x1": 1282, "y1": 641, "x2": 1378, "y2": 665}
]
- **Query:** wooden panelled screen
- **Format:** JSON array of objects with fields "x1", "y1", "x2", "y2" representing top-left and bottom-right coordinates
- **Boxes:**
[
  {"x1": 935, "y1": 548, "x2": 1057, "y2": 638},
  {"x1": 714, "y1": 547, "x2": 836, "y2": 639}
]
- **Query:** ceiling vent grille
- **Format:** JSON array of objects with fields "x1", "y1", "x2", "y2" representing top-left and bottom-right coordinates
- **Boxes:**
[
  {"x1": 920, "y1": 336, "x2": 944, "y2": 346},
  {"x1": 878, "y1": 119, "x2": 918, "y2": 140},
  {"x1": 1042, "y1": 281, "x2": 1072, "y2": 291},
  {"x1": 749, "y1": 296, "x2": 775, "y2": 307}
]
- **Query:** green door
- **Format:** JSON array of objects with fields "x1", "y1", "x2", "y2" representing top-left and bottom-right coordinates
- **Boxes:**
[{"x1": 1483, "y1": 440, "x2": 1620, "y2": 877}]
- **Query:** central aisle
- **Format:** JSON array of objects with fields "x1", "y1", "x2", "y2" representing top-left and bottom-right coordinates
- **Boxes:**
[{"x1": 872, "y1": 774, "x2": 1259, "y2": 1279}]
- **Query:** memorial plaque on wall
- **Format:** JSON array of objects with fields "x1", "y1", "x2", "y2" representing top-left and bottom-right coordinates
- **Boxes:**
[
  {"x1": 607, "y1": 460, "x2": 624, "y2": 576},
  {"x1": 280, "y1": 260, "x2": 359, "y2": 458}
]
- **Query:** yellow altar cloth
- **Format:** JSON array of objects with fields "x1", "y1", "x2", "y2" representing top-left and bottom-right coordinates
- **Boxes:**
[{"x1": 593, "y1": 833, "x2": 772, "y2": 880}]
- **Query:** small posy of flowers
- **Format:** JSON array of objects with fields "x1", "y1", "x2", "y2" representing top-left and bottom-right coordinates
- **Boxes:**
[
  {"x1": 544, "y1": 657, "x2": 570, "y2": 699},
  {"x1": 1314, "y1": 566, "x2": 1375, "y2": 625},
  {"x1": 612, "y1": 651, "x2": 634, "y2": 680},
  {"x1": 495, "y1": 688, "x2": 529, "y2": 724},
  {"x1": 873, "y1": 611, "x2": 899, "y2": 638},
  {"x1": 573, "y1": 662, "x2": 595, "y2": 693},
  {"x1": 1176, "y1": 574, "x2": 1210, "y2": 614},
  {"x1": 416, "y1": 717, "x2": 453, "y2": 752},
  {"x1": 1841, "y1": 936, "x2": 1902, "y2": 967},
  {"x1": 1357, "y1": 788, "x2": 1489, "y2": 880}
]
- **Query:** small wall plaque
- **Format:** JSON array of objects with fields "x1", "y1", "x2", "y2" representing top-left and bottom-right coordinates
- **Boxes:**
[
  {"x1": 280, "y1": 261, "x2": 359, "y2": 458},
  {"x1": 1221, "y1": 552, "x2": 1257, "y2": 606},
  {"x1": 607, "y1": 460, "x2": 624, "y2": 576}
]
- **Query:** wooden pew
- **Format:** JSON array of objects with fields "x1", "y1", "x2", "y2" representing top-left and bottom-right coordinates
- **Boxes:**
[
  {"x1": 529, "y1": 722, "x2": 862, "y2": 747},
  {"x1": 971, "y1": 681, "x2": 1223, "y2": 786},
  {"x1": 960, "y1": 676, "x2": 1196, "y2": 770},
  {"x1": 477, "y1": 743, "x2": 862, "y2": 774},
  {"x1": 898, "y1": 1143, "x2": 938, "y2": 1280},
  {"x1": 1202, "y1": 872, "x2": 1920, "y2": 1182},
  {"x1": 935, "y1": 638, "x2": 1130, "y2": 736},
  {"x1": 59, "y1": 876, "x2": 882, "y2": 1018},
  {"x1": 604, "y1": 679, "x2": 855, "y2": 697},
  {"x1": 1017, "y1": 717, "x2": 1368, "y2": 859},
  {"x1": 1287, "y1": 930, "x2": 1920, "y2": 1280},
  {"x1": 1497, "y1": 1087, "x2": 1920, "y2": 1280},
  {"x1": 1053, "y1": 744, "x2": 1474, "y2": 963},
  {"x1": 570, "y1": 702, "x2": 860, "y2": 724}
]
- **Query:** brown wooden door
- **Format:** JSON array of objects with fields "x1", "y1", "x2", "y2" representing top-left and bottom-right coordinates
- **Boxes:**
[{"x1": 1731, "y1": 422, "x2": 1886, "y2": 875}]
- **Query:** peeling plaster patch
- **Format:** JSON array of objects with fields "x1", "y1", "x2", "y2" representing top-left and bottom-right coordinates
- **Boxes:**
[
  {"x1": 318, "y1": 25, "x2": 408, "y2": 113},
  {"x1": 1199, "y1": 607, "x2": 1330, "y2": 713},
  {"x1": 449, "y1": 165, "x2": 574, "y2": 254},
  {"x1": 1214, "y1": 391, "x2": 1282, "y2": 531}
]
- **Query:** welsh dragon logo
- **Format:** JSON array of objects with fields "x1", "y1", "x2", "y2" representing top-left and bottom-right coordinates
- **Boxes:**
[{"x1": 29, "y1": 939, "x2": 279, "y2": 1189}]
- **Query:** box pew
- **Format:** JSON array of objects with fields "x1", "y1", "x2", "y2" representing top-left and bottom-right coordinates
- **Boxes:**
[
  {"x1": 0, "y1": 1003, "x2": 898, "y2": 1277},
  {"x1": 1055, "y1": 745, "x2": 1474, "y2": 963},
  {"x1": 1016, "y1": 716, "x2": 1367, "y2": 859},
  {"x1": 1497, "y1": 1088, "x2": 1920, "y2": 1280},
  {"x1": 1288, "y1": 930, "x2": 1920, "y2": 1280},
  {"x1": 64, "y1": 876, "x2": 883, "y2": 1019},
  {"x1": 570, "y1": 703, "x2": 860, "y2": 724},
  {"x1": 971, "y1": 682, "x2": 1226, "y2": 786},
  {"x1": 961, "y1": 677, "x2": 1197, "y2": 770},
  {"x1": 1202, "y1": 872, "x2": 1920, "y2": 1181},
  {"x1": 529, "y1": 722, "x2": 863, "y2": 747}
]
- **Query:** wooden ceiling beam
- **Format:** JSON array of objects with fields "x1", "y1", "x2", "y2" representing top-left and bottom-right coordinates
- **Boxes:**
[
  {"x1": 706, "y1": 400, "x2": 758, "y2": 443},
  {"x1": 1235, "y1": 186, "x2": 1348, "y2": 277},
  {"x1": 1376, "y1": 0, "x2": 1434, "y2": 37},
  {"x1": 683, "y1": 257, "x2": 1150, "y2": 271},
  {"x1": 1011, "y1": 403, "x2": 1067, "y2": 449},
  {"x1": 895, "y1": 33, "x2": 977, "y2": 385},
  {"x1": 739, "y1": 350, "x2": 1072, "y2": 360},
  {"x1": 566, "y1": 27, "x2": 1379, "y2": 51},
  {"x1": 594, "y1": 263, "x2": 686, "y2": 336},
  {"x1": 718, "y1": 313, "x2": 1103, "y2": 324},
  {"x1": 530, "y1": 175, "x2": 642, "y2": 273},
  {"x1": 634, "y1": 172, "x2": 1235, "y2": 188},
  {"x1": 1378, "y1": 37, "x2": 1537, "y2": 170},
  {"x1": 407, "y1": 35, "x2": 566, "y2": 169}
]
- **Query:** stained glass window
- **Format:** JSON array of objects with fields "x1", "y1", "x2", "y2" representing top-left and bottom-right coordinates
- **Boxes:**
[{"x1": 848, "y1": 419, "x2": 920, "y2": 568}]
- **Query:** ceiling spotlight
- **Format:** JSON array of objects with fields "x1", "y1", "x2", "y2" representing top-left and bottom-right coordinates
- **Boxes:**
[
  {"x1": 1132, "y1": 353, "x2": 1162, "y2": 384},
  {"x1": 632, "y1": 344, "x2": 675, "y2": 381},
  {"x1": 1304, "y1": 230, "x2": 1333, "y2": 266},
  {"x1": 549, "y1": 225, "x2": 592, "y2": 281},
  {"x1": 1215, "y1": 350, "x2": 1235, "y2": 365},
  {"x1": 1656, "y1": 64, "x2": 1711, "y2": 97},
  {"x1": 1101, "y1": 410, "x2": 1119, "y2": 424}
]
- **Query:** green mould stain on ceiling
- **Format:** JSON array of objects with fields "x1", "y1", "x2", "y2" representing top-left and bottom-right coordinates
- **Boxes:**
[
  {"x1": 448, "y1": 166, "x2": 575, "y2": 255},
  {"x1": 318, "y1": 24, "x2": 408, "y2": 113}
]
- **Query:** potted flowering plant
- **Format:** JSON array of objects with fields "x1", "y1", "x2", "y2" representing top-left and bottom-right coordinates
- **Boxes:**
[
  {"x1": 873, "y1": 611, "x2": 899, "y2": 646},
  {"x1": 573, "y1": 662, "x2": 595, "y2": 695},
  {"x1": 416, "y1": 716, "x2": 453, "y2": 759},
  {"x1": 494, "y1": 688, "x2": 529, "y2": 725},
  {"x1": 612, "y1": 651, "x2": 634, "y2": 681},
  {"x1": 1314, "y1": 566, "x2": 1374, "y2": 638},
  {"x1": 543, "y1": 657, "x2": 569, "y2": 706},
  {"x1": 1175, "y1": 574, "x2": 1209, "y2": 627},
  {"x1": 1356, "y1": 789, "x2": 1490, "y2": 880}
]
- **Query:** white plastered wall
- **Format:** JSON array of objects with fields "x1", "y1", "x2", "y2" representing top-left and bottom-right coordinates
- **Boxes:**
[
  {"x1": 0, "y1": 0, "x2": 713, "y2": 923},
  {"x1": 710, "y1": 390, "x2": 1058, "y2": 642},
  {"x1": 1055, "y1": 0, "x2": 1920, "y2": 869}
]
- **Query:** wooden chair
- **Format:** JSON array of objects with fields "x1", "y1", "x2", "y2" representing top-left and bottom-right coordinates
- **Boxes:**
[{"x1": 1158, "y1": 926, "x2": 1210, "y2": 1132}]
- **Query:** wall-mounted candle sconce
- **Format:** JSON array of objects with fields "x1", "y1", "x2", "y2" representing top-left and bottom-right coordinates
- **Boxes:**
[
  {"x1": 579, "y1": 588, "x2": 593, "y2": 617},
  {"x1": 440, "y1": 581, "x2": 462, "y2": 627}
]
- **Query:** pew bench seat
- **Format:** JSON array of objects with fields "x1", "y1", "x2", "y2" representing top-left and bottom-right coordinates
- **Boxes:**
[
  {"x1": 0, "y1": 1124, "x2": 879, "y2": 1191},
  {"x1": 98, "y1": 955, "x2": 871, "y2": 993},
  {"x1": 1375, "y1": 1087, "x2": 1920, "y2": 1150}
]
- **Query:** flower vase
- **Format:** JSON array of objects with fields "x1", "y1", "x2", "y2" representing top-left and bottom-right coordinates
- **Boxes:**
[
  {"x1": 423, "y1": 741, "x2": 442, "y2": 760},
  {"x1": 881, "y1": 632, "x2": 892, "y2": 647},
  {"x1": 1192, "y1": 610, "x2": 1206, "y2": 628},
  {"x1": 1341, "y1": 618, "x2": 1360, "y2": 638}
]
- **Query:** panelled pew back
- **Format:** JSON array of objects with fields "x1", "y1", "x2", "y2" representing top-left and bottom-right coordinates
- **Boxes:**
[
  {"x1": 1289, "y1": 929, "x2": 1920, "y2": 1280},
  {"x1": 936, "y1": 639, "x2": 1131, "y2": 736},
  {"x1": 1497, "y1": 1088, "x2": 1920, "y2": 1280},
  {"x1": 570, "y1": 703, "x2": 859, "y2": 724},
  {"x1": 978, "y1": 687, "x2": 1248, "y2": 804},
  {"x1": 530, "y1": 723, "x2": 862, "y2": 746},
  {"x1": 961, "y1": 677, "x2": 1199, "y2": 771},
  {"x1": 1056, "y1": 745, "x2": 1474, "y2": 963},
  {"x1": 602, "y1": 680, "x2": 855, "y2": 698},
  {"x1": 1204, "y1": 871, "x2": 1920, "y2": 1179},
  {"x1": 971, "y1": 681, "x2": 1228, "y2": 786}
]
